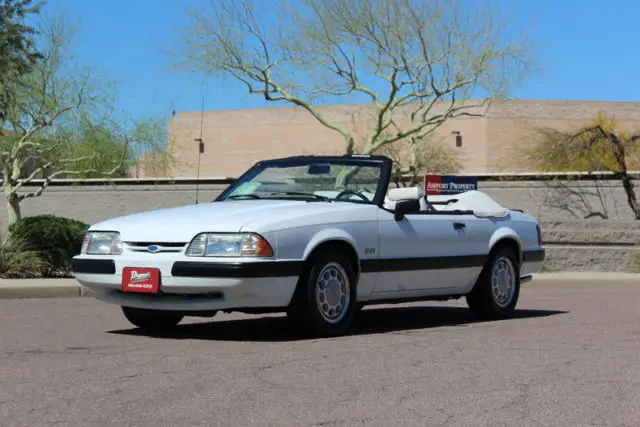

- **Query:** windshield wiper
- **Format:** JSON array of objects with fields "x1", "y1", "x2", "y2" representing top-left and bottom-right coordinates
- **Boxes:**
[
  {"x1": 269, "y1": 191, "x2": 331, "y2": 202},
  {"x1": 227, "y1": 194, "x2": 260, "y2": 199}
]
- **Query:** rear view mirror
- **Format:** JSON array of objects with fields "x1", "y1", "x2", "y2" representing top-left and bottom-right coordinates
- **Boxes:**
[{"x1": 308, "y1": 164, "x2": 331, "y2": 175}]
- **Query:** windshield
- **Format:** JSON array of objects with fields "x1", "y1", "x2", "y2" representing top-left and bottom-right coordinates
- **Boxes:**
[{"x1": 217, "y1": 157, "x2": 388, "y2": 204}]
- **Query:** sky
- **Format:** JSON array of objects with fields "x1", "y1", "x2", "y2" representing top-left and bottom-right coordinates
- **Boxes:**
[{"x1": 37, "y1": 0, "x2": 640, "y2": 124}]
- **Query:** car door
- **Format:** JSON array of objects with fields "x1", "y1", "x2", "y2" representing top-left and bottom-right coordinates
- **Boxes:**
[{"x1": 372, "y1": 208, "x2": 489, "y2": 296}]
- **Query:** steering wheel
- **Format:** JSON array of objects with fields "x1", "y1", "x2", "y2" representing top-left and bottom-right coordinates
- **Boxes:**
[{"x1": 335, "y1": 189, "x2": 369, "y2": 202}]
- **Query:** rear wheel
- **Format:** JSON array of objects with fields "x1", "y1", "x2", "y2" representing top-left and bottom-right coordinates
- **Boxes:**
[
  {"x1": 286, "y1": 251, "x2": 358, "y2": 337},
  {"x1": 466, "y1": 246, "x2": 520, "y2": 320},
  {"x1": 121, "y1": 306, "x2": 184, "y2": 331}
]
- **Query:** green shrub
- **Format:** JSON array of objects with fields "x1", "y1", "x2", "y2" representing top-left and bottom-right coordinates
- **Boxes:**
[
  {"x1": 0, "y1": 234, "x2": 50, "y2": 279},
  {"x1": 8, "y1": 215, "x2": 90, "y2": 277}
]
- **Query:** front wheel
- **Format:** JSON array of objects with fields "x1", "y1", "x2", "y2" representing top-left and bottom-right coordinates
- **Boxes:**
[
  {"x1": 466, "y1": 246, "x2": 520, "y2": 320},
  {"x1": 286, "y1": 251, "x2": 358, "y2": 337},
  {"x1": 121, "y1": 306, "x2": 184, "y2": 331}
]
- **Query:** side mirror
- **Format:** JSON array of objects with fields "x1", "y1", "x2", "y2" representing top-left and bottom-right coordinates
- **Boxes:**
[{"x1": 394, "y1": 198, "x2": 420, "y2": 221}]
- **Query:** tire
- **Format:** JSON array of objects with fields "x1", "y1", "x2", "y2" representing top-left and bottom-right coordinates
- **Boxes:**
[
  {"x1": 121, "y1": 306, "x2": 184, "y2": 331},
  {"x1": 286, "y1": 250, "x2": 358, "y2": 337},
  {"x1": 466, "y1": 246, "x2": 520, "y2": 320}
]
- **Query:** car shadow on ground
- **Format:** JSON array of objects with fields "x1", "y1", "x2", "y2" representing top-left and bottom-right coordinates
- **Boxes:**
[{"x1": 108, "y1": 305, "x2": 568, "y2": 342}]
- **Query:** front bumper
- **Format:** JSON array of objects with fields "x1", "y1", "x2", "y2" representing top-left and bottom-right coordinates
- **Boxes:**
[{"x1": 71, "y1": 256, "x2": 303, "y2": 311}]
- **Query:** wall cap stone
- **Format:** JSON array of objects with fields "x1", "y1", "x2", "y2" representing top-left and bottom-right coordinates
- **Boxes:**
[{"x1": 2, "y1": 170, "x2": 639, "y2": 187}]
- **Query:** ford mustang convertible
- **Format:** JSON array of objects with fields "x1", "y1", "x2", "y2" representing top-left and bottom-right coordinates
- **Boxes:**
[{"x1": 71, "y1": 154, "x2": 545, "y2": 336}]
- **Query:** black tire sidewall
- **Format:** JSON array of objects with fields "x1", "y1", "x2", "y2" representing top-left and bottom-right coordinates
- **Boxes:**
[
  {"x1": 294, "y1": 251, "x2": 358, "y2": 336},
  {"x1": 485, "y1": 247, "x2": 520, "y2": 315},
  {"x1": 121, "y1": 306, "x2": 184, "y2": 329},
  {"x1": 468, "y1": 246, "x2": 520, "y2": 318}
]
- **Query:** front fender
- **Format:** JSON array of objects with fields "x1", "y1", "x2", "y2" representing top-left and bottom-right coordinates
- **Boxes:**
[{"x1": 302, "y1": 228, "x2": 359, "y2": 260}]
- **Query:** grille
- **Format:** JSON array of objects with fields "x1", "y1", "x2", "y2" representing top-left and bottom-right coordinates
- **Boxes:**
[{"x1": 125, "y1": 242, "x2": 187, "y2": 253}]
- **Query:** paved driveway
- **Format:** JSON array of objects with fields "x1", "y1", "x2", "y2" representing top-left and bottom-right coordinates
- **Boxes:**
[{"x1": 1, "y1": 278, "x2": 639, "y2": 426}]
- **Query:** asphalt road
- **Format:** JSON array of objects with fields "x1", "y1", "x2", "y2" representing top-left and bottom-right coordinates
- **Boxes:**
[{"x1": 1, "y1": 279, "x2": 639, "y2": 426}]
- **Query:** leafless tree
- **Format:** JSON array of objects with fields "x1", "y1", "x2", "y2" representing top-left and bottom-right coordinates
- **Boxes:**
[
  {"x1": 520, "y1": 113, "x2": 640, "y2": 219},
  {"x1": 174, "y1": 0, "x2": 535, "y2": 179}
]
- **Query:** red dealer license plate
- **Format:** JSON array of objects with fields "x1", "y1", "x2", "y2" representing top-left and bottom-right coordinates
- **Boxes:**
[{"x1": 122, "y1": 267, "x2": 160, "y2": 293}]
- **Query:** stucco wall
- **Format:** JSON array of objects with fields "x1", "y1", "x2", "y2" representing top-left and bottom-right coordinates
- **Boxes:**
[
  {"x1": 4, "y1": 178, "x2": 635, "y2": 228},
  {"x1": 3, "y1": 182, "x2": 231, "y2": 231},
  {"x1": 4, "y1": 178, "x2": 638, "y2": 272}
]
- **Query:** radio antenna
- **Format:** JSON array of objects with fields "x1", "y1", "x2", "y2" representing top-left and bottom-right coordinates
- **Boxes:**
[{"x1": 194, "y1": 95, "x2": 205, "y2": 204}]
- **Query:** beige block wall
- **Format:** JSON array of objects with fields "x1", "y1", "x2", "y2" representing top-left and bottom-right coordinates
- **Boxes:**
[
  {"x1": 158, "y1": 99, "x2": 640, "y2": 178},
  {"x1": 168, "y1": 106, "x2": 366, "y2": 178},
  {"x1": 487, "y1": 99, "x2": 640, "y2": 120},
  {"x1": 1, "y1": 183, "x2": 230, "y2": 233},
  {"x1": 486, "y1": 100, "x2": 640, "y2": 172},
  {"x1": 3, "y1": 178, "x2": 637, "y2": 234},
  {"x1": 430, "y1": 117, "x2": 488, "y2": 173},
  {"x1": 166, "y1": 102, "x2": 490, "y2": 177},
  {"x1": 3, "y1": 178, "x2": 638, "y2": 272},
  {"x1": 486, "y1": 117, "x2": 591, "y2": 172}
]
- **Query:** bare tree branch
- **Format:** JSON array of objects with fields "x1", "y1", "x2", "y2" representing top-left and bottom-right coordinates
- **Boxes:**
[
  {"x1": 174, "y1": 0, "x2": 534, "y2": 163},
  {"x1": 541, "y1": 179, "x2": 610, "y2": 220},
  {"x1": 18, "y1": 150, "x2": 129, "y2": 201},
  {"x1": 520, "y1": 113, "x2": 640, "y2": 219}
]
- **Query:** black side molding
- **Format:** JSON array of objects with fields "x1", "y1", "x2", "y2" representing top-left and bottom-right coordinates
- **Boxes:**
[
  {"x1": 71, "y1": 258, "x2": 116, "y2": 274},
  {"x1": 171, "y1": 261, "x2": 304, "y2": 278},
  {"x1": 361, "y1": 254, "x2": 488, "y2": 273}
]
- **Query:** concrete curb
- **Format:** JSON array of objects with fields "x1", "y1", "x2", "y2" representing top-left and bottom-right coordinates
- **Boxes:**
[
  {"x1": 0, "y1": 272, "x2": 638, "y2": 299},
  {"x1": 0, "y1": 279, "x2": 95, "y2": 299},
  {"x1": 528, "y1": 272, "x2": 640, "y2": 282}
]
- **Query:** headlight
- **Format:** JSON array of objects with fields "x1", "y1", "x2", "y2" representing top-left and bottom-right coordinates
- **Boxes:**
[
  {"x1": 81, "y1": 231, "x2": 123, "y2": 255},
  {"x1": 185, "y1": 233, "x2": 274, "y2": 257}
]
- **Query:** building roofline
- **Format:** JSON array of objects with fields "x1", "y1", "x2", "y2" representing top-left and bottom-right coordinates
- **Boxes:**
[{"x1": 170, "y1": 97, "x2": 640, "y2": 119}]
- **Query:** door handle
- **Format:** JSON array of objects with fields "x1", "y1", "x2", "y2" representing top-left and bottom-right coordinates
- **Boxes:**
[{"x1": 453, "y1": 222, "x2": 466, "y2": 231}]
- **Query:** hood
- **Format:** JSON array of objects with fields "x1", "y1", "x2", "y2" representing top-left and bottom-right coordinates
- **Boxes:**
[{"x1": 89, "y1": 200, "x2": 372, "y2": 242}]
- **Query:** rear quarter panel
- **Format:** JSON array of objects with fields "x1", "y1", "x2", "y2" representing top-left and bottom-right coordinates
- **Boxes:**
[
  {"x1": 463, "y1": 210, "x2": 543, "y2": 278},
  {"x1": 509, "y1": 211, "x2": 545, "y2": 275},
  {"x1": 488, "y1": 211, "x2": 543, "y2": 274}
]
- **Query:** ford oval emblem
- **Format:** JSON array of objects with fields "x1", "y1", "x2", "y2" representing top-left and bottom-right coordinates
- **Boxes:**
[{"x1": 147, "y1": 245, "x2": 160, "y2": 253}]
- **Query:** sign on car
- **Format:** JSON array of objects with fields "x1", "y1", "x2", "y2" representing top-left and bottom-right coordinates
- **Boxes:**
[{"x1": 424, "y1": 175, "x2": 479, "y2": 195}]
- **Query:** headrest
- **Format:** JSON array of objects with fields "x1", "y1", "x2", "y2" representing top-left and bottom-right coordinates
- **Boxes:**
[{"x1": 386, "y1": 186, "x2": 423, "y2": 201}]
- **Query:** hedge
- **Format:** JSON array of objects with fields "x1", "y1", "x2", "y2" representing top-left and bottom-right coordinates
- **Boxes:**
[{"x1": 8, "y1": 214, "x2": 90, "y2": 277}]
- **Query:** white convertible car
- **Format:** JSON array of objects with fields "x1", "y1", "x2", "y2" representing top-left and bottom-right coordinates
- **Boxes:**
[{"x1": 71, "y1": 154, "x2": 545, "y2": 336}]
